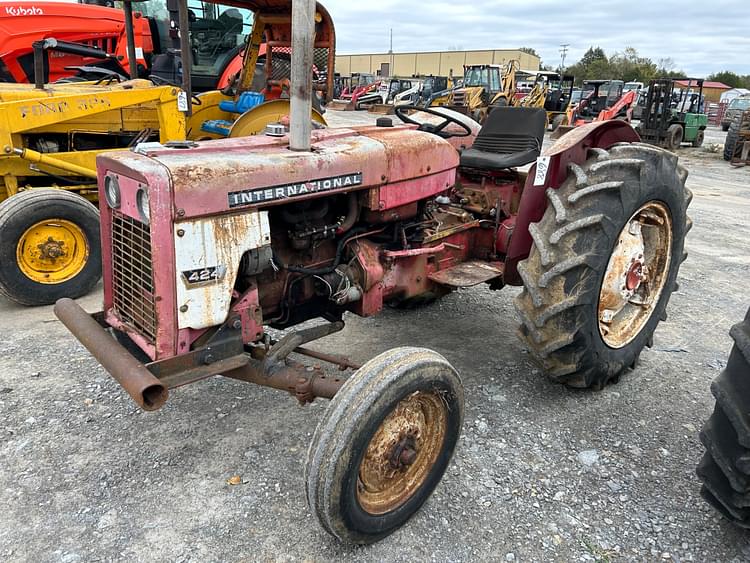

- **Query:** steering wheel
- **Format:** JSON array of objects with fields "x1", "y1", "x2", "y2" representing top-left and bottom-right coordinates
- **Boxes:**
[
  {"x1": 394, "y1": 105, "x2": 473, "y2": 138},
  {"x1": 148, "y1": 75, "x2": 203, "y2": 106}
]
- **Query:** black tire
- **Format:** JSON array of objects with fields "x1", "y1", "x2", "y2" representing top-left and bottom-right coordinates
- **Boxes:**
[
  {"x1": 306, "y1": 347, "x2": 464, "y2": 544},
  {"x1": 697, "y1": 308, "x2": 750, "y2": 527},
  {"x1": 515, "y1": 143, "x2": 692, "y2": 389},
  {"x1": 0, "y1": 189, "x2": 101, "y2": 306},
  {"x1": 692, "y1": 129, "x2": 705, "y2": 148},
  {"x1": 551, "y1": 114, "x2": 566, "y2": 132},
  {"x1": 724, "y1": 113, "x2": 742, "y2": 161},
  {"x1": 666, "y1": 123, "x2": 683, "y2": 151}
]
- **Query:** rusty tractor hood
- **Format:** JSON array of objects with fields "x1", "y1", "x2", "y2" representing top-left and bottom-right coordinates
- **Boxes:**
[{"x1": 99, "y1": 124, "x2": 460, "y2": 219}]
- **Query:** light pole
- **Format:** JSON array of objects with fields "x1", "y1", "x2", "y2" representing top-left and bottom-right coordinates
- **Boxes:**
[{"x1": 559, "y1": 44, "x2": 569, "y2": 72}]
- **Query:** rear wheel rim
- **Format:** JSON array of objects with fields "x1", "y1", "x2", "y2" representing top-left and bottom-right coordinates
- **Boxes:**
[
  {"x1": 357, "y1": 390, "x2": 447, "y2": 515},
  {"x1": 16, "y1": 219, "x2": 89, "y2": 284},
  {"x1": 598, "y1": 201, "x2": 673, "y2": 349}
]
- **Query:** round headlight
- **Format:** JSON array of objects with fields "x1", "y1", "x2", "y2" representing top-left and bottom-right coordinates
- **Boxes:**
[
  {"x1": 104, "y1": 174, "x2": 121, "y2": 209},
  {"x1": 136, "y1": 188, "x2": 150, "y2": 224}
]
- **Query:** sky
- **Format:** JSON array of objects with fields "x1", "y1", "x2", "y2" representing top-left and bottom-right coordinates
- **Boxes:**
[{"x1": 325, "y1": 0, "x2": 750, "y2": 77}]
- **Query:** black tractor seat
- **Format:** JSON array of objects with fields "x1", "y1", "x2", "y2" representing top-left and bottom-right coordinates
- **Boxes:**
[{"x1": 460, "y1": 107, "x2": 547, "y2": 171}]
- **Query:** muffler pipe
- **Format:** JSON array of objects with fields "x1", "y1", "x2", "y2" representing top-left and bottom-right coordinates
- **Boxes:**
[{"x1": 54, "y1": 298, "x2": 168, "y2": 411}]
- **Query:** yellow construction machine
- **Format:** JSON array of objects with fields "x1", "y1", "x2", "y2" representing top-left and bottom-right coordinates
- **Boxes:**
[
  {"x1": 0, "y1": 0, "x2": 334, "y2": 306},
  {"x1": 432, "y1": 60, "x2": 519, "y2": 123},
  {"x1": 516, "y1": 71, "x2": 576, "y2": 130}
]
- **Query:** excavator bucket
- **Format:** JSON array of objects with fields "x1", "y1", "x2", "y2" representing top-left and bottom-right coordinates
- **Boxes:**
[
  {"x1": 367, "y1": 104, "x2": 396, "y2": 115},
  {"x1": 327, "y1": 99, "x2": 356, "y2": 111}
]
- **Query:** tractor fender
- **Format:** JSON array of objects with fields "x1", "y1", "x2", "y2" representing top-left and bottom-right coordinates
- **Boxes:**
[{"x1": 504, "y1": 120, "x2": 640, "y2": 285}]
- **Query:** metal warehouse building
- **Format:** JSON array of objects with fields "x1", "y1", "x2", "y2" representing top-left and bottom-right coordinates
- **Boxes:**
[{"x1": 335, "y1": 49, "x2": 541, "y2": 78}]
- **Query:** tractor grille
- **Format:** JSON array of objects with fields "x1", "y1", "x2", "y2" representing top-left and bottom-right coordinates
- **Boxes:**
[
  {"x1": 111, "y1": 212, "x2": 157, "y2": 343},
  {"x1": 269, "y1": 46, "x2": 330, "y2": 81}
]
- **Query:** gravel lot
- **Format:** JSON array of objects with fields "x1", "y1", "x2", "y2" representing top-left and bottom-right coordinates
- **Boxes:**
[{"x1": 1, "y1": 119, "x2": 750, "y2": 562}]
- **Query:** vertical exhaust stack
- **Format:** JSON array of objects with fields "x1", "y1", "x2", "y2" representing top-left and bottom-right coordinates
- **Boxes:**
[
  {"x1": 123, "y1": 0, "x2": 139, "y2": 80},
  {"x1": 290, "y1": 0, "x2": 317, "y2": 151}
]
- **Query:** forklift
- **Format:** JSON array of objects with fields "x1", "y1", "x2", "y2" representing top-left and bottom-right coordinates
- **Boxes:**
[{"x1": 636, "y1": 78, "x2": 708, "y2": 151}]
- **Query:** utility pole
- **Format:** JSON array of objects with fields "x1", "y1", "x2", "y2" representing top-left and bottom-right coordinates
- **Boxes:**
[
  {"x1": 389, "y1": 28, "x2": 393, "y2": 78},
  {"x1": 559, "y1": 44, "x2": 569, "y2": 72}
]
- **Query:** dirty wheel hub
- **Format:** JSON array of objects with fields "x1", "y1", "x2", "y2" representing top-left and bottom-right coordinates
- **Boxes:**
[
  {"x1": 357, "y1": 391, "x2": 447, "y2": 515},
  {"x1": 598, "y1": 202, "x2": 673, "y2": 348}
]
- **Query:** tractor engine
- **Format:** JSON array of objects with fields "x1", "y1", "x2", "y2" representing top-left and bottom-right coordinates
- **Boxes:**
[{"x1": 96, "y1": 122, "x2": 511, "y2": 361}]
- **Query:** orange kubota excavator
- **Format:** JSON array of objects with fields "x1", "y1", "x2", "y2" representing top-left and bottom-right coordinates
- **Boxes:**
[
  {"x1": 552, "y1": 79, "x2": 637, "y2": 138},
  {"x1": 0, "y1": 0, "x2": 252, "y2": 90}
]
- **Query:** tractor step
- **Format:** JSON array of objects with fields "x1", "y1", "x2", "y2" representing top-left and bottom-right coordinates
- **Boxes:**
[{"x1": 429, "y1": 261, "x2": 504, "y2": 288}]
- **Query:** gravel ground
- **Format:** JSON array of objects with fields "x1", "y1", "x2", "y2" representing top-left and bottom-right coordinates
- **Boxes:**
[{"x1": 1, "y1": 120, "x2": 750, "y2": 562}]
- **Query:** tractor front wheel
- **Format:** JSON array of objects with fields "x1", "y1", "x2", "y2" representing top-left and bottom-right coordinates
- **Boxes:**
[
  {"x1": 515, "y1": 143, "x2": 692, "y2": 389},
  {"x1": 0, "y1": 189, "x2": 101, "y2": 306},
  {"x1": 665, "y1": 123, "x2": 684, "y2": 151},
  {"x1": 692, "y1": 129, "x2": 705, "y2": 148},
  {"x1": 306, "y1": 347, "x2": 464, "y2": 544}
]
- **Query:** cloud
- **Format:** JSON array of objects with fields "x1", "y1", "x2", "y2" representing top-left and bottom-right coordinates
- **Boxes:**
[{"x1": 325, "y1": 0, "x2": 750, "y2": 76}]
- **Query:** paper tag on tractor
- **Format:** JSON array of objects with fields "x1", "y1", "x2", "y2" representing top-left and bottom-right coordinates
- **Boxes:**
[
  {"x1": 533, "y1": 156, "x2": 551, "y2": 186},
  {"x1": 177, "y1": 91, "x2": 189, "y2": 112}
]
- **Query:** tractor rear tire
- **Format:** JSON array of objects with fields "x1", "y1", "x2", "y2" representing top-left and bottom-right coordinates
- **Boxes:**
[
  {"x1": 697, "y1": 308, "x2": 750, "y2": 527},
  {"x1": 515, "y1": 143, "x2": 692, "y2": 389},
  {"x1": 666, "y1": 124, "x2": 683, "y2": 151},
  {"x1": 0, "y1": 189, "x2": 101, "y2": 307},
  {"x1": 724, "y1": 113, "x2": 742, "y2": 161},
  {"x1": 306, "y1": 347, "x2": 464, "y2": 544},
  {"x1": 692, "y1": 129, "x2": 705, "y2": 148}
]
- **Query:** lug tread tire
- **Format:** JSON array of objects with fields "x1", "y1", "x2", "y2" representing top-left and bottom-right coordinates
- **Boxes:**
[
  {"x1": 724, "y1": 113, "x2": 742, "y2": 161},
  {"x1": 306, "y1": 347, "x2": 464, "y2": 544},
  {"x1": 515, "y1": 143, "x2": 691, "y2": 389},
  {"x1": 697, "y1": 309, "x2": 750, "y2": 527},
  {"x1": 0, "y1": 189, "x2": 101, "y2": 306}
]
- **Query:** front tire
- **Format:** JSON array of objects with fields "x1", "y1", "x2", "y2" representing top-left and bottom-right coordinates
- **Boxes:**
[
  {"x1": 697, "y1": 308, "x2": 750, "y2": 527},
  {"x1": 0, "y1": 189, "x2": 101, "y2": 306},
  {"x1": 515, "y1": 143, "x2": 692, "y2": 389},
  {"x1": 666, "y1": 124, "x2": 683, "y2": 151},
  {"x1": 724, "y1": 113, "x2": 742, "y2": 161},
  {"x1": 306, "y1": 347, "x2": 464, "y2": 544},
  {"x1": 692, "y1": 129, "x2": 705, "y2": 148}
]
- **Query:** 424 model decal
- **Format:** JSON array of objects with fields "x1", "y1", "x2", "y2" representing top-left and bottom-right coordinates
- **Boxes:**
[{"x1": 181, "y1": 266, "x2": 226, "y2": 287}]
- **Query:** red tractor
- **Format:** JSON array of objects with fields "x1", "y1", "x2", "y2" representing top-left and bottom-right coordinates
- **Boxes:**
[{"x1": 54, "y1": 0, "x2": 692, "y2": 544}]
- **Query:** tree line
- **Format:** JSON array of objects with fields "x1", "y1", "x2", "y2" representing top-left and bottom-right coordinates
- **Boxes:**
[{"x1": 521, "y1": 46, "x2": 750, "y2": 88}]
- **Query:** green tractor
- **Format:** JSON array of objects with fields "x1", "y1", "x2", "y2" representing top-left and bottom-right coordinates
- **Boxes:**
[{"x1": 637, "y1": 78, "x2": 708, "y2": 150}]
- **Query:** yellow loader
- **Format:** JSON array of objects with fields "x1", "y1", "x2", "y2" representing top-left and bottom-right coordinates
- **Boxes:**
[
  {"x1": 432, "y1": 60, "x2": 519, "y2": 123},
  {"x1": 0, "y1": 0, "x2": 334, "y2": 306}
]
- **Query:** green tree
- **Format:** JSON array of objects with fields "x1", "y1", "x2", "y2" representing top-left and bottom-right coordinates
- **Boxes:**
[{"x1": 707, "y1": 70, "x2": 744, "y2": 88}]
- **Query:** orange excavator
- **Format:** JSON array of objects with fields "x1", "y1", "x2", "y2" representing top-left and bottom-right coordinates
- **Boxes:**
[
  {"x1": 553, "y1": 79, "x2": 637, "y2": 138},
  {"x1": 0, "y1": 0, "x2": 250, "y2": 90}
]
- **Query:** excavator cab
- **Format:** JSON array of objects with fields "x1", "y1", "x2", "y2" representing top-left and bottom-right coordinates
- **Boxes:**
[{"x1": 578, "y1": 80, "x2": 624, "y2": 119}]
